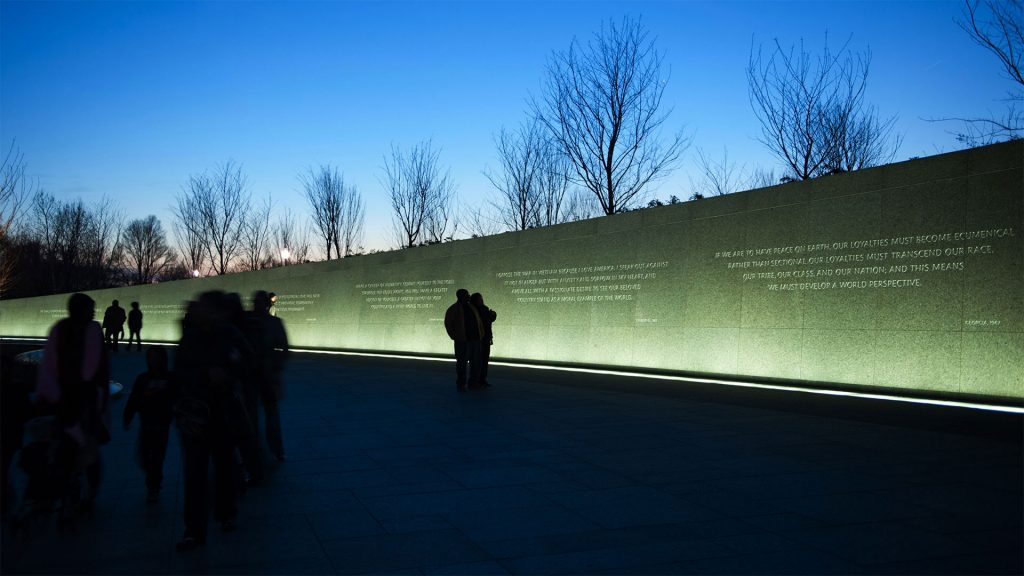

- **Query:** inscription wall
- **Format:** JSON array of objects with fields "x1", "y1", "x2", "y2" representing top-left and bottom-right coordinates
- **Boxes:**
[{"x1": 2, "y1": 142, "x2": 1021, "y2": 400}]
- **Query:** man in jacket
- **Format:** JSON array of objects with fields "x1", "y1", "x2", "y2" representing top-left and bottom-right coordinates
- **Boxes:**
[
  {"x1": 443, "y1": 288, "x2": 484, "y2": 392},
  {"x1": 102, "y1": 299, "x2": 126, "y2": 352}
]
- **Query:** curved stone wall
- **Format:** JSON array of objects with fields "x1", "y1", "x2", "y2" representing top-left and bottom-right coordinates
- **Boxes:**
[{"x1": 2, "y1": 142, "x2": 1021, "y2": 400}]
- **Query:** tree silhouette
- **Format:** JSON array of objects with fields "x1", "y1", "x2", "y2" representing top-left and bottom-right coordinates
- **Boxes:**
[
  {"x1": 0, "y1": 142, "x2": 31, "y2": 295},
  {"x1": 954, "y1": 0, "x2": 1024, "y2": 144},
  {"x1": 121, "y1": 215, "x2": 175, "y2": 284},
  {"x1": 383, "y1": 141, "x2": 456, "y2": 248},
  {"x1": 486, "y1": 119, "x2": 578, "y2": 232},
  {"x1": 240, "y1": 195, "x2": 274, "y2": 271},
  {"x1": 747, "y1": 35, "x2": 900, "y2": 180},
  {"x1": 29, "y1": 192, "x2": 123, "y2": 293},
  {"x1": 536, "y1": 17, "x2": 688, "y2": 214},
  {"x1": 174, "y1": 161, "x2": 250, "y2": 275},
  {"x1": 274, "y1": 208, "x2": 311, "y2": 265}
]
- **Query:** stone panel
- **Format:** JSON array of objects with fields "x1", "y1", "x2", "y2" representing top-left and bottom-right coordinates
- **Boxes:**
[{"x1": 2, "y1": 142, "x2": 1021, "y2": 400}]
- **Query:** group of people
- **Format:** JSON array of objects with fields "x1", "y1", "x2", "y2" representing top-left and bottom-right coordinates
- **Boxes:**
[
  {"x1": 100, "y1": 299, "x2": 144, "y2": 352},
  {"x1": 167, "y1": 289, "x2": 289, "y2": 550},
  {"x1": 18, "y1": 289, "x2": 289, "y2": 552},
  {"x1": 443, "y1": 289, "x2": 497, "y2": 392},
  {"x1": 10, "y1": 286, "x2": 499, "y2": 551}
]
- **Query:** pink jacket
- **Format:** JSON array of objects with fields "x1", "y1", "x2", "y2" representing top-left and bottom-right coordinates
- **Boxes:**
[{"x1": 37, "y1": 320, "x2": 108, "y2": 444}]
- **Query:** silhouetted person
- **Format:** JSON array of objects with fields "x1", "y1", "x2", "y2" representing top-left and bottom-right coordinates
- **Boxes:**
[
  {"x1": 173, "y1": 291, "x2": 250, "y2": 551},
  {"x1": 127, "y1": 302, "x2": 143, "y2": 351},
  {"x1": 245, "y1": 291, "x2": 289, "y2": 463},
  {"x1": 102, "y1": 299, "x2": 126, "y2": 352},
  {"x1": 470, "y1": 293, "x2": 496, "y2": 389},
  {"x1": 123, "y1": 346, "x2": 175, "y2": 502},
  {"x1": 37, "y1": 293, "x2": 111, "y2": 515},
  {"x1": 444, "y1": 288, "x2": 484, "y2": 392}
]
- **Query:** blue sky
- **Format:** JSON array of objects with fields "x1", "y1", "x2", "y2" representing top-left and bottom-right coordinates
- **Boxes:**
[{"x1": 0, "y1": 0, "x2": 1011, "y2": 252}]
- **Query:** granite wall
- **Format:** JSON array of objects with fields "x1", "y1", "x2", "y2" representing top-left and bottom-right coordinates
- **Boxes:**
[{"x1": 2, "y1": 142, "x2": 1021, "y2": 401}]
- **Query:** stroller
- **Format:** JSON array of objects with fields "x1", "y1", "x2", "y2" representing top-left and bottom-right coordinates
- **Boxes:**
[{"x1": 11, "y1": 413, "x2": 89, "y2": 534}]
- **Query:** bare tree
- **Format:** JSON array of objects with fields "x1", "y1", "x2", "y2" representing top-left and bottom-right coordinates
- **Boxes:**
[
  {"x1": 341, "y1": 186, "x2": 365, "y2": 256},
  {"x1": 383, "y1": 146, "x2": 424, "y2": 248},
  {"x1": 173, "y1": 194, "x2": 207, "y2": 277},
  {"x1": 748, "y1": 166, "x2": 778, "y2": 189},
  {"x1": 174, "y1": 161, "x2": 250, "y2": 275},
  {"x1": 561, "y1": 188, "x2": 601, "y2": 222},
  {"x1": 204, "y1": 161, "x2": 249, "y2": 274},
  {"x1": 690, "y1": 148, "x2": 747, "y2": 197},
  {"x1": 383, "y1": 140, "x2": 456, "y2": 248},
  {"x1": 423, "y1": 177, "x2": 456, "y2": 244},
  {"x1": 535, "y1": 16, "x2": 688, "y2": 215},
  {"x1": 824, "y1": 106, "x2": 901, "y2": 171},
  {"x1": 486, "y1": 123, "x2": 543, "y2": 231},
  {"x1": 302, "y1": 166, "x2": 365, "y2": 259},
  {"x1": 463, "y1": 204, "x2": 503, "y2": 238},
  {"x1": 30, "y1": 192, "x2": 62, "y2": 291},
  {"x1": 31, "y1": 192, "x2": 79, "y2": 292},
  {"x1": 952, "y1": 0, "x2": 1024, "y2": 143},
  {"x1": 0, "y1": 142, "x2": 32, "y2": 294},
  {"x1": 28, "y1": 192, "x2": 123, "y2": 292},
  {"x1": 274, "y1": 208, "x2": 311, "y2": 265},
  {"x1": 535, "y1": 138, "x2": 576, "y2": 226},
  {"x1": 687, "y1": 148, "x2": 783, "y2": 197},
  {"x1": 302, "y1": 166, "x2": 343, "y2": 259},
  {"x1": 747, "y1": 35, "x2": 899, "y2": 180},
  {"x1": 121, "y1": 215, "x2": 175, "y2": 284},
  {"x1": 485, "y1": 120, "x2": 577, "y2": 232},
  {"x1": 81, "y1": 197, "x2": 125, "y2": 288},
  {"x1": 240, "y1": 195, "x2": 273, "y2": 271}
]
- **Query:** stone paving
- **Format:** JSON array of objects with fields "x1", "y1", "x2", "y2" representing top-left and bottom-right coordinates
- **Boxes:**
[{"x1": 1, "y1": 347, "x2": 1021, "y2": 575}]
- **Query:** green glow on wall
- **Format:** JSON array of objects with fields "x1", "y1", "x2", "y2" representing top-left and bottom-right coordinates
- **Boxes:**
[{"x1": 2, "y1": 142, "x2": 1021, "y2": 400}]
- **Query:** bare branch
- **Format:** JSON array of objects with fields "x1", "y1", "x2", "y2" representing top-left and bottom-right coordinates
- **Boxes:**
[
  {"x1": 535, "y1": 16, "x2": 688, "y2": 214},
  {"x1": 690, "y1": 147, "x2": 745, "y2": 197},
  {"x1": 174, "y1": 161, "x2": 250, "y2": 275},
  {"x1": 121, "y1": 215, "x2": 174, "y2": 284},
  {"x1": 948, "y1": 0, "x2": 1024, "y2": 143},
  {"x1": 0, "y1": 141, "x2": 33, "y2": 295},
  {"x1": 173, "y1": 187, "x2": 208, "y2": 277},
  {"x1": 275, "y1": 208, "x2": 311, "y2": 264},
  {"x1": 384, "y1": 140, "x2": 456, "y2": 247},
  {"x1": 747, "y1": 34, "x2": 899, "y2": 179},
  {"x1": 240, "y1": 195, "x2": 274, "y2": 271},
  {"x1": 485, "y1": 123, "x2": 542, "y2": 231},
  {"x1": 462, "y1": 204, "x2": 503, "y2": 238}
]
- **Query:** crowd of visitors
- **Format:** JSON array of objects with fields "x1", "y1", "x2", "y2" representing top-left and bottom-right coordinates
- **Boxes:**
[
  {"x1": 4, "y1": 289, "x2": 290, "y2": 552},
  {"x1": 4, "y1": 287, "x2": 495, "y2": 552}
]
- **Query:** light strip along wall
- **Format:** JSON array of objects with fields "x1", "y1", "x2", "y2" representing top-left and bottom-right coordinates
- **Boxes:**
[{"x1": 2, "y1": 141, "x2": 1021, "y2": 401}]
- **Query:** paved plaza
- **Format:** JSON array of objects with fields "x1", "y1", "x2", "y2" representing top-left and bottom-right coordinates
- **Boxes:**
[{"x1": 1, "y1": 346, "x2": 1021, "y2": 575}]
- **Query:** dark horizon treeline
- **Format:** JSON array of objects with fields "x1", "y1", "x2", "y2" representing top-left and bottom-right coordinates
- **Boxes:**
[{"x1": 1, "y1": 192, "x2": 194, "y2": 299}]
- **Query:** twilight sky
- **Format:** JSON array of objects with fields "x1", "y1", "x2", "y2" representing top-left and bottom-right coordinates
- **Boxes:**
[{"x1": 0, "y1": 0, "x2": 1011, "y2": 253}]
